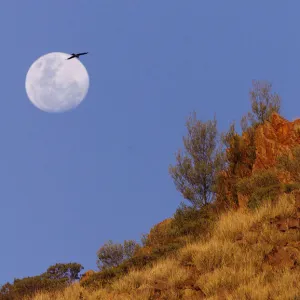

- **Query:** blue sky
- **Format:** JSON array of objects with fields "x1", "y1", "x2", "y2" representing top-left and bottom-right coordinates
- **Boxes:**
[{"x1": 0, "y1": 1, "x2": 297, "y2": 283}]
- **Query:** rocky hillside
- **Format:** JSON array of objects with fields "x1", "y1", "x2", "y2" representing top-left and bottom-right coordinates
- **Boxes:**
[
  {"x1": 30, "y1": 192, "x2": 300, "y2": 300},
  {"x1": 26, "y1": 112, "x2": 300, "y2": 300}
]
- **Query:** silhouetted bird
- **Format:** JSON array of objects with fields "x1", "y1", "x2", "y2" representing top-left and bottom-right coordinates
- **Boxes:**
[{"x1": 66, "y1": 52, "x2": 88, "y2": 60}]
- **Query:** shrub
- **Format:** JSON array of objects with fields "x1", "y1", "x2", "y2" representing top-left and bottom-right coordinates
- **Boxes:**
[
  {"x1": 0, "y1": 276, "x2": 66, "y2": 300},
  {"x1": 123, "y1": 240, "x2": 139, "y2": 260},
  {"x1": 140, "y1": 233, "x2": 149, "y2": 247},
  {"x1": 45, "y1": 262, "x2": 83, "y2": 283},
  {"x1": 124, "y1": 253, "x2": 155, "y2": 269},
  {"x1": 236, "y1": 169, "x2": 281, "y2": 209},
  {"x1": 277, "y1": 146, "x2": 300, "y2": 182},
  {"x1": 247, "y1": 184, "x2": 281, "y2": 210},
  {"x1": 248, "y1": 80, "x2": 281, "y2": 125},
  {"x1": 96, "y1": 240, "x2": 139, "y2": 270},
  {"x1": 170, "y1": 202, "x2": 216, "y2": 238},
  {"x1": 80, "y1": 268, "x2": 118, "y2": 290},
  {"x1": 0, "y1": 262, "x2": 83, "y2": 300}
]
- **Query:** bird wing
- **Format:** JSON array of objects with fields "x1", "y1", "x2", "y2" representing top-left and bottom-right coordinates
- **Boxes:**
[
  {"x1": 78, "y1": 52, "x2": 88, "y2": 56},
  {"x1": 66, "y1": 55, "x2": 75, "y2": 60}
]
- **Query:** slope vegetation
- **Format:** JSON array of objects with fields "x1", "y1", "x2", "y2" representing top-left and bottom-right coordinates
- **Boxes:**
[{"x1": 30, "y1": 192, "x2": 300, "y2": 299}]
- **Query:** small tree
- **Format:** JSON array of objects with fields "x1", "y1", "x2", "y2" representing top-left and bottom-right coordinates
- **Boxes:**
[
  {"x1": 96, "y1": 240, "x2": 139, "y2": 270},
  {"x1": 169, "y1": 112, "x2": 224, "y2": 208},
  {"x1": 244, "y1": 80, "x2": 281, "y2": 127},
  {"x1": 97, "y1": 240, "x2": 124, "y2": 270},
  {"x1": 45, "y1": 263, "x2": 83, "y2": 283},
  {"x1": 123, "y1": 240, "x2": 138, "y2": 260}
]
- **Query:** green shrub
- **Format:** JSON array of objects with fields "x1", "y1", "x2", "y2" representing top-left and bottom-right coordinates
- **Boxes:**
[
  {"x1": 96, "y1": 240, "x2": 139, "y2": 270},
  {"x1": 80, "y1": 268, "x2": 118, "y2": 290},
  {"x1": 45, "y1": 262, "x2": 83, "y2": 283},
  {"x1": 277, "y1": 146, "x2": 300, "y2": 182},
  {"x1": 169, "y1": 202, "x2": 216, "y2": 239},
  {"x1": 0, "y1": 262, "x2": 83, "y2": 300},
  {"x1": 247, "y1": 184, "x2": 281, "y2": 210},
  {"x1": 236, "y1": 169, "x2": 281, "y2": 210},
  {"x1": 0, "y1": 276, "x2": 66, "y2": 300},
  {"x1": 140, "y1": 233, "x2": 149, "y2": 247},
  {"x1": 124, "y1": 254, "x2": 154, "y2": 269}
]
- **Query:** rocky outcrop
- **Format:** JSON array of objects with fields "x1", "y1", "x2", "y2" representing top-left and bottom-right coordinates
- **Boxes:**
[
  {"x1": 217, "y1": 113, "x2": 300, "y2": 209},
  {"x1": 253, "y1": 113, "x2": 300, "y2": 173}
]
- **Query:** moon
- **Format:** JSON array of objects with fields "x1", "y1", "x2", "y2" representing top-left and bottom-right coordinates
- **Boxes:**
[{"x1": 25, "y1": 52, "x2": 89, "y2": 113}]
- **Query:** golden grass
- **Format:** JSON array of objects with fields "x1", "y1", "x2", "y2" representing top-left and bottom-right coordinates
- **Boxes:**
[
  {"x1": 213, "y1": 193, "x2": 295, "y2": 242},
  {"x1": 111, "y1": 258, "x2": 189, "y2": 293},
  {"x1": 196, "y1": 264, "x2": 257, "y2": 297},
  {"x1": 30, "y1": 193, "x2": 300, "y2": 300},
  {"x1": 228, "y1": 269, "x2": 300, "y2": 300}
]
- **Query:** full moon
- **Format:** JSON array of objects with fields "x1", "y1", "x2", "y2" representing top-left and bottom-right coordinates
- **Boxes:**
[{"x1": 25, "y1": 52, "x2": 89, "y2": 113}]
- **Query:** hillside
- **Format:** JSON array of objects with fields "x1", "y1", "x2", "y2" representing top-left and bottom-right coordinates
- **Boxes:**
[
  {"x1": 27, "y1": 110, "x2": 300, "y2": 299},
  {"x1": 29, "y1": 192, "x2": 300, "y2": 299}
]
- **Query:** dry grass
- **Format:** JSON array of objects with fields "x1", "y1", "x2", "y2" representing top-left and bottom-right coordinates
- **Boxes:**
[
  {"x1": 213, "y1": 193, "x2": 295, "y2": 242},
  {"x1": 28, "y1": 283, "x2": 108, "y2": 300},
  {"x1": 111, "y1": 258, "x2": 189, "y2": 293},
  {"x1": 30, "y1": 193, "x2": 300, "y2": 300},
  {"x1": 196, "y1": 264, "x2": 257, "y2": 297},
  {"x1": 228, "y1": 269, "x2": 300, "y2": 300}
]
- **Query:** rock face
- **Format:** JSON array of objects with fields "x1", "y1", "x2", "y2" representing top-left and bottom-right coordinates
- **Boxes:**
[
  {"x1": 218, "y1": 113, "x2": 300, "y2": 209},
  {"x1": 253, "y1": 113, "x2": 300, "y2": 175}
]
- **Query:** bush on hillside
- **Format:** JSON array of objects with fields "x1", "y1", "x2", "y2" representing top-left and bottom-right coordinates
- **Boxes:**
[
  {"x1": 170, "y1": 202, "x2": 216, "y2": 238},
  {"x1": 96, "y1": 240, "x2": 139, "y2": 270},
  {"x1": 140, "y1": 233, "x2": 149, "y2": 247},
  {"x1": 236, "y1": 169, "x2": 281, "y2": 209},
  {"x1": 80, "y1": 267, "x2": 119, "y2": 290},
  {"x1": 277, "y1": 146, "x2": 300, "y2": 182},
  {"x1": 45, "y1": 262, "x2": 83, "y2": 283},
  {"x1": 247, "y1": 184, "x2": 281, "y2": 210},
  {"x1": 0, "y1": 275, "x2": 66, "y2": 300},
  {"x1": 81, "y1": 253, "x2": 158, "y2": 290},
  {"x1": 0, "y1": 262, "x2": 83, "y2": 300}
]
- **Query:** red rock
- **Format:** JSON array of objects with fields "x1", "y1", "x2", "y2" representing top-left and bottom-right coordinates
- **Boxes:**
[
  {"x1": 275, "y1": 219, "x2": 289, "y2": 232},
  {"x1": 287, "y1": 218, "x2": 300, "y2": 229},
  {"x1": 217, "y1": 113, "x2": 300, "y2": 208},
  {"x1": 265, "y1": 246, "x2": 298, "y2": 268},
  {"x1": 153, "y1": 280, "x2": 169, "y2": 291},
  {"x1": 234, "y1": 232, "x2": 244, "y2": 241},
  {"x1": 253, "y1": 113, "x2": 300, "y2": 173}
]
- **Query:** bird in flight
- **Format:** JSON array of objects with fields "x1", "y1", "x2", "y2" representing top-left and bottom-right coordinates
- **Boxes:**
[{"x1": 66, "y1": 52, "x2": 88, "y2": 60}]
